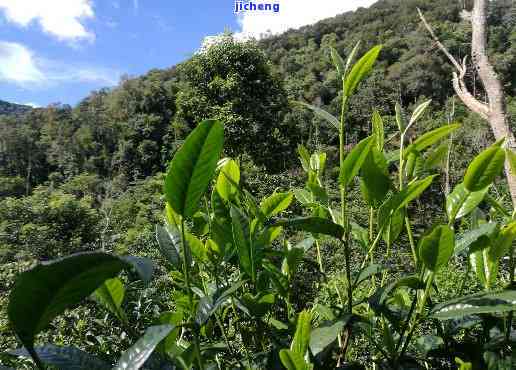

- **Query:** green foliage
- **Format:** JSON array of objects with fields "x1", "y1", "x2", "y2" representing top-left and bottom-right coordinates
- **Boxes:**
[{"x1": 4, "y1": 2, "x2": 516, "y2": 368}]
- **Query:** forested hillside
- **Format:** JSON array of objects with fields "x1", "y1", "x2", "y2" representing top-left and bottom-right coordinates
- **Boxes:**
[
  {"x1": 0, "y1": 100, "x2": 31, "y2": 116},
  {"x1": 1, "y1": 0, "x2": 516, "y2": 368}
]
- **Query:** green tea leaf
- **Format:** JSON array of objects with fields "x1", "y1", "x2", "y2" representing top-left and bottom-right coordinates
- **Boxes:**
[
  {"x1": 464, "y1": 145, "x2": 506, "y2": 192},
  {"x1": 395, "y1": 103, "x2": 406, "y2": 132},
  {"x1": 424, "y1": 142, "x2": 449, "y2": 170},
  {"x1": 260, "y1": 192, "x2": 294, "y2": 219},
  {"x1": 8, "y1": 252, "x2": 151, "y2": 354},
  {"x1": 469, "y1": 242, "x2": 491, "y2": 288},
  {"x1": 275, "y1": 217, "x2": 345, "y2": 239},
  {"x1": 506, "y1": 148, "x2": 516, "y2": 176},
  {"x1": 454, "y1": 222, "x2": 498, "y2": 256},
  {"x1": 378, "y1": 175, "x2": 436, "y2": 230},
  {"x1": 409, "y1": 99, "x2": 432, "y2": 126},
  {"x1": 293, "y1": 188, "x2": 313, "y2": 205},
  {"x1": 339, "y1": 136, "x2": 374, "y2": 187},
  {"x1": 164, "y1": 119, "x2": 224, "y2": 218},
  {"x1": 216, "y1": 159, "x2": 240, "y2": 201},
  {"x1": 291, "y1": 310, "x2": 312, "y2": 356},
  {"x1": 372, "y1": 110, "x2": 384, "y2": 151},
  {"x1": 405, "y1": 124, "x2": 460, "y2": 157},
  {"x1": 155, "y1": 224, "x2": 181, "y2": 268},
  {"x1": 446, "y1": 183, "x2": 489, "y2": 222},
  {"x1": 430, "y1": 290, "x2": 516, "y2": 319},
  {"x1": 309, "y1": 316, "x2": 350, "y2": 356},
  {"x1": 329, "y1": 46, "x2": 345, "y2": 79},
  {"x1": 92, "y1": 278, "x2": 127, "y2": 323},
  {"x1": 231, "y1": 206, "x2": 254, "y2": 280},
  {"x1": 297, "y1": 102, "x2": 340, "y2": 131},
  {"x1": 359, "y1": 147, "x2": 391, "y2": 207},
  {"x1": 279, "y1": 349, "x2": 309, "y2": 370},
  {"x1": 297, "y1": 144, "x2": 311, "y2": 172},
  {"x1": 344, "y1": 45, "x2": 382, "y2": 99},
  {"x1": 114, "y1": 325, "x2": 173, "y2": 370},
  {"x1": 419, "y1": 225, "x2": 454, "y2": 272}
]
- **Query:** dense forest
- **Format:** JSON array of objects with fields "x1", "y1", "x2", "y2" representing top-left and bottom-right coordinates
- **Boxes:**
[{"x1": 1, "y1": 0, "x2": 516, "y2": 368}]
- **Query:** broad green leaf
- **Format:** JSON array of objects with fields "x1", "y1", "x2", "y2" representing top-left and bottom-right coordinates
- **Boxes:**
[
  {"x1": 260, "y1": 192, "x2": 293, "y2": 219},
  {"x1": 405, "y1": 124, "x2": 460, "y2": 157},
  {"x1": 8, "y1": 252, "x2": 151, "y2": 354},
  {"x1": 446, "y1": 183, "x2": 489, "y2": 222},
  {"x1": 291, "y1": 310, "x2": 312, "y2": 356},
  {"x1": 419, "y1": 225, "x2": 454, "y2": 272},
  {"x1": 114, "y1": 325, "x2": 173, "y2": 370},
  {"x1": 231, "y1": 207, "x2": 254, "y2": 280},
  {"x1": 409, "y1": 99, "x2": 432, "y2": 125},
  {"x1": 216, "y1": 159, "x2": 240, "y2": 201},
  {"x1": 344, "y1": 44, "x2": 382, "y2": 99},
  {"x1": 155, "y1": 224, "x2": 181, "y2": 268},
  {"x1": 275, "y1": 217, "x2": 345, "y2": 239},
  {"x1": 430, "y1": 290, "x2": 516, "y2": 319},
  {"x1": 339, "y1": 136, "x2": 374, "y2": 187},
  {"x1": 372, "y1": 110, "x2": 384, "y2": 151},
  {"x1": 92, "y1": 278, "x2": 127, "y2": 323},
  {"x1": 279, "y1": 349, "x2": 309, "y2": 370},
  {"x1": 309, "y1": 316, "x2": 350, "y2": 356},
  {"x1": 10, "y1": 345, "x2": 110, "y2": 370},
  {"x1": 464, "y1": 145, "x2": 506, "y2": 192},
  {"x1": 297, "y1": 102, "x2": 340, "y2": 131},
  {"x1": 164, "y1": 119, "x2": 224, "y2": 218},
  {"x1": 454, "y1": 222, "x2": 498, "y2": 256},
  {"x1": 378, "y1": 175, "x2": 436, "y2": 230},
  {"x1": 360, "y1": 147, "x2": 391, "y2": 207},
  {"x1": 329, "y1": 46, "x2": 345, "y2": 79}
]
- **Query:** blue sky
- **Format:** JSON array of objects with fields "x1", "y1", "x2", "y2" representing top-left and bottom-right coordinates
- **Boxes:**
[{"x1": 0, "y1": 0, "x2": 376, "y2": 107}]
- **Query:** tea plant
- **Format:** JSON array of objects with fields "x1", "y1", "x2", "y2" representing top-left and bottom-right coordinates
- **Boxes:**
[{"x1": 3, "y1": 44, "x2": 516, "y2": 369}]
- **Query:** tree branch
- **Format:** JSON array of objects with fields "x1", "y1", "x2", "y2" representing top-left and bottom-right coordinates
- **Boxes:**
[{"x1": 417, "y1": 8, "x2": 489, "y2": 120}]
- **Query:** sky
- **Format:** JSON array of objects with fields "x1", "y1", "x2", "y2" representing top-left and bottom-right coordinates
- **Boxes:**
[{"x1": 0, "y1": 0, "x2": 376, "y2": 107}]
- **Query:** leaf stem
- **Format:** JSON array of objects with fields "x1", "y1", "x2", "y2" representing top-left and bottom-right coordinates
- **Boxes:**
[{"x1": 180, "y1": 218, "x2": 204, "y2": 370}]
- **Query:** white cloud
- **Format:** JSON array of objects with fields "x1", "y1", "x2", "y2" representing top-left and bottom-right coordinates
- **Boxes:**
[
  {"x1": 0, "y1": 41, "x2": 44, "y2": 84},
  {"x1": 0, "y1": 0, "x2": 95, "y2": 42},
  {"x1": 0, "y1": 41, "x2": 120, "y2": 88},
  {"x1": 235, "y1": 0, "x2": 377, "y2": 39}
]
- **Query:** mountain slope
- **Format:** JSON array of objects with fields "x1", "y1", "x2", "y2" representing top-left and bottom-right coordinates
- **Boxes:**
[{"x1": 0, "y1": 100, "x2": 32, "y2": 116}]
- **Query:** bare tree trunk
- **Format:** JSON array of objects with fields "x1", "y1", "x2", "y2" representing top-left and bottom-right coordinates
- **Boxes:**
[
  {"x1": 471, "y1": 0, "x2": 516, "y2": 207},
  {"x1": 418, "y1": 1, "x2": 516, "y2": 208}
]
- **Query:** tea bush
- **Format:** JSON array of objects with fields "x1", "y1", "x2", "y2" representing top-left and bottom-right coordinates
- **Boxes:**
[{"x1": 1, "y1": 44, "x2": 515, "y2": 370}]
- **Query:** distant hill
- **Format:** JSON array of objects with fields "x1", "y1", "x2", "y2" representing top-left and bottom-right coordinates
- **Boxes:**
[{"x1": 0, "y1": 100, "x2": 32, "y2": 116}]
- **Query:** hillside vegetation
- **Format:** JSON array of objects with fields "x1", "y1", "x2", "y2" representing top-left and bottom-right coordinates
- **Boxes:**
[{"x1": 0, "y1": 0, "x2": 515, "y2": 369}]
